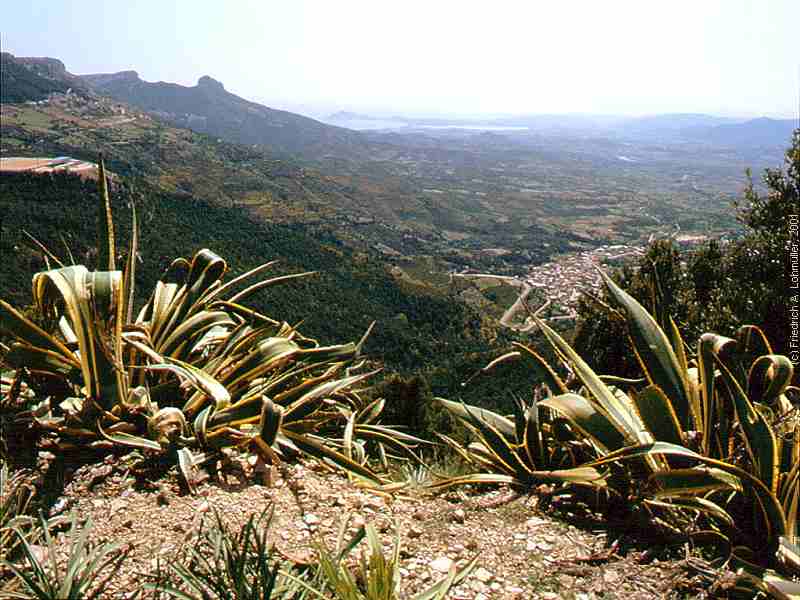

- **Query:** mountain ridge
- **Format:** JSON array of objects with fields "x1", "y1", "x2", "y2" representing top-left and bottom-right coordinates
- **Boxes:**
[
  {"x1": 328, "y1": 108, "x2": 795, "y2": 147},
  {"x1": 78, "y1": 69, "x2": 367, "y2": 158}
]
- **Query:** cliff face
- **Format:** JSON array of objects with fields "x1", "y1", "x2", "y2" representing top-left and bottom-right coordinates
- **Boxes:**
[
  {"x1": 14, "y1": 56, "x2": 69, "y2": 79},
  {"x1": 1, "y1": 53, "x2": 70, "y2": 102},
  {"x1": 80, "y1": 70, "x2": 141, "y2": 88},
  {"x1": 1, "y1": 53, "x2": 94, "y2": 103}
]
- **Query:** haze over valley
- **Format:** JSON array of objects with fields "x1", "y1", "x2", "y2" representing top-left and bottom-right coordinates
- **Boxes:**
[{"x1": 1, "y1": 40, "x2": 795, "y2": 326}]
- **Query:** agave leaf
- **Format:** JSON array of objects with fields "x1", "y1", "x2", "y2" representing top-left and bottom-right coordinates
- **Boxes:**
[
  {"x1": 282, "y1": 430, "x2": 382, "y2": 484},
  {"x1": 203, "y1": 426, "x2": 250, "y2": 449},
  {"x1": 123, "y1": 200, "x2": 138, "y2": 325},
  {"x1": 669, "y1": 317, "x2": 703, "y2": 429},
  {"x1": 354, "y1": 425, "x2": 429, "y2": 456},
  {"x1": 23, "y1": 229, "x2": 65, "y2": 269},
  {"x1": 633, "y1": 385, "x2": 684, "y2": 446},
  {"x1": 4, "y1": 343, "x2": 80, "y2": 375},
  {"x1": 0, "y1": 299, "x2": 77, "y2": 361},
  {"x1": 297, "y1": 341, "x2": 361, "y2": 363},
  {"x1": 539, "y1": 393, "x2": 626, "y2": 454},
  {"x1": 142, "y1": 281, "x2": 179, "y2": 332},
  {"x1": 193, "y1": 406, "x2": 213, "y2": 449},
  {"x1": 429, "y1": 466, "x2": 602, "y2": 492},
  {"x1": 645, "y1": 496, "x2": 736, "y2": 529},
  {"x1": 208, "y1": 300, "x2": 281, "y2": 328},
  {"x1": 698, "y1": 333, "x2": 737, "y2": 456},
  {"x1": 668, "y1": 317, "x2": 689, "y2": 374},
  {"x1": 434, "y1": 397, "x2": 515, "y2": 437},
  {"x1": 227, "y1": 271, "x2": 317, "y2": 305},
  {"x1": 737, "y1": 325, "x2": 774, "y2": 362},
  {"x1": 139, "y1": 359, "x2": 230, "y2": 415},
  {"x1": 270, "y1": 364, "x2": 344, "y2": 405},
  {"x1": 201, "y1": 260, "x2": 279, "y2": 305},
  {"x1": 535, "y1": 318, "x2": 646, "y2": 444},
  {"x1": 185, "y1": 249, "x2": 227, "y2": 301},
  {"x1": 649, "y1": 467, "x2": 743, "y2": 496},
  {"x1": 205, "y1": 398, "x2": 262, "y2": 430},
  {"x1": 522, "y1": 402, "x2": 545, "y2": 469},
  {"x1": 452, "y1": 400, "x2": 534, "y2": 480},
  {"x1": 427, "y1": 473, "x2": 520, "y2": 492},
  {"x1": 283, "y1": 371, "x2": 374, "y2": 420},
  {"x1": 343, "y1": 411, "x2": 356, "y2": 463},
  {"x1": 259, "y1": 397, "x2": 283, "y2": 447},
  {"x1": 598, "y1": 375, "x2": 648, "y2": 386},
  {"x1": 216, "y1": 337, "x2": 300, "y2": 395},
  {"x1": 715, "y1": 355, "x2": 779, "y2": 494},
  {"x1": 598, "y1": 270, "x2": 690, "y2": 429},
  {"x1": 157, "y1": 310, "x2": 234, "y2": 359},
  {"x1": 465, "y1": 440, "x2": 508, "y2": 471},
  {"x1": 33, "y1": 266, "x2": 126, "y2": 410},
  {"x1": 513, "y1": 342, "x2": 569, "y2": 395},
  {"x1": 97, "y1": 420, "x2": 161, "y2": 451},
  {"x1": 356, "y1": 397, "x2": 385, "y2": 424},
  {"x1": 434, "y1": 433, "x2": 479, "y2": 466},
  {"x1": 748, "y1": 355, "x2": 794, "y2": 408},
  {"x1": 151, "y1": 249, "x2": 227, "y2": 348},
  {"x1": 205, "y1": 325, "x2": 276, "y2": 369},
  {"x1": 97, "y1": 158, "x2": 116, "y2": 272},
  {"x1": 124, "y1": 337, "x2": 230, "y2": 413},
  {"x1": 783, "y1": 462, "x2": 799, "y2": 537}
]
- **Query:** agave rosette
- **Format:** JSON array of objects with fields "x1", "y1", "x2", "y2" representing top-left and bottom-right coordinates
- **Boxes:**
[
  {"x1": 0, "y1": 159, "x2": 418, "y2": 488},
  {"x1": 432, "y1": 267, "x2": 799, "y2": 586}
]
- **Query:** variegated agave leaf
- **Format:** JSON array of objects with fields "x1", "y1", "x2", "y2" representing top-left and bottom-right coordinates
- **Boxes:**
[
  {"x1": 598, "y1": 269, "x2": 691, "y2": 430},
  {"x1": 17, "y1": 266, "x2": 128, "y2": 412}
]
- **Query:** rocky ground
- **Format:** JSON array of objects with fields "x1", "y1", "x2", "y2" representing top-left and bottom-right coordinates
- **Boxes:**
[{"x1": 1, "y1": 452, "x2": 734, "y2": 599}]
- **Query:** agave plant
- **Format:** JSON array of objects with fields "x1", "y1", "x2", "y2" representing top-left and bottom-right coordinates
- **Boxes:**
[
  {"x1": 555, "y1": 272, "x2": 800, "y2": 574},
  {"x1": 434, "y1": 268, "x2": 799, "y2": 590},
  {"x1": 429, "y1": 386, "x2": 603, "y2": 493},
  {"x1": 0, "y1": 159, "x2": 420, "y2": 488}
]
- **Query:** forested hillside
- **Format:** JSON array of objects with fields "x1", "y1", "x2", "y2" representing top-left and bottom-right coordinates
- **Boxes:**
[{"x1": 0, "y1": 171, "x2": 530, "y2": 408}]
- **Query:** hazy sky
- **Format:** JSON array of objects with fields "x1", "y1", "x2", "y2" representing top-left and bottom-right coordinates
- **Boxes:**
[{"x1": 3, "y1": 1, "x2": 799, "y2": 118}]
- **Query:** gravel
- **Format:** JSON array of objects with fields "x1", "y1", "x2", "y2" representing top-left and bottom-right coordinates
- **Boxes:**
[{"x1": 1, "y1": 453, "x2": 717, "y2": 599}]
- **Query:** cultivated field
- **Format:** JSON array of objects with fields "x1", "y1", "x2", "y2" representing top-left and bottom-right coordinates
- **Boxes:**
[{"x1": 0, "y1": 156, "x2": 99, "y2": 178}]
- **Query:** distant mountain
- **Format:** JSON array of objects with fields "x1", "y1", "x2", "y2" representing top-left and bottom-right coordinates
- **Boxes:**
[
  {"x1": 607, "y1": 113, "x2": 796, "y2": 147},
  {"x1": 328, "y1": 111, "x2": 625, "y2": 133},
  {"x1": 1, "y1": 52, "x2": 71, "y2": 103},
  {"x1": 79, "y1": 71, "x2": 366, "y2": 157},
  {"x1": 621, "y1": 113, "x2": 738, "y2": 135},
  {"x1": 327, "y1": 110, "x2": 385, "y2": 122},
  {"x1": 682, "y1": 117, "x2": 798, "y2": 147},
  {"x1": 490, "y1": 113, "x2": 625, "y2": 132}
]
